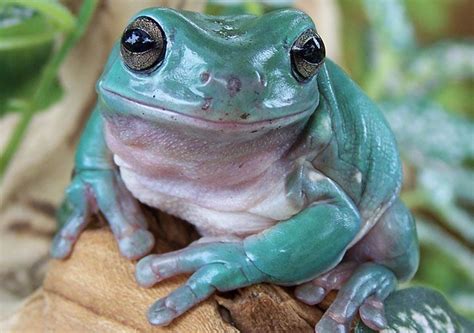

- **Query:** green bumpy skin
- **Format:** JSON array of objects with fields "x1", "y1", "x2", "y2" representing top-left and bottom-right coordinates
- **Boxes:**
[{"x1": 53, "y1": 7, "x2": 419, "y2": 332}]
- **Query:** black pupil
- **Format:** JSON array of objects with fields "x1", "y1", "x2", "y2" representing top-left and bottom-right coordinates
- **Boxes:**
[
  {"x1": 299, "y1": 37, "x2": 324, "y2": 64},
  {"x1": 122, "y1": 29, "x2": 155, "y2": 53}
]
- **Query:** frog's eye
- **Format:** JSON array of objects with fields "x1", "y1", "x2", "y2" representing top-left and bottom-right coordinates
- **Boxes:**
[
  {"x1": 120, "y1": 16, "x2": 166, "y2": 71},
  {"x1": 290, "y1": 29, "x2": 325, "y2": 81}
]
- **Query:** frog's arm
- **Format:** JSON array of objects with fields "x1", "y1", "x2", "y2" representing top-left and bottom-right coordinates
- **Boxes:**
[
  {"x1": 135, "y1": 162, "x2": 361, "y2": 326},
  {"x1": 74, "y1": 106, "x2": 112, "y2": 170},
  {"x1": 243, "y1": 163, "x2": 361, "y2": 283},
  {"x1": 51, "y1": 107, "x2": 154, "y2": 260}
]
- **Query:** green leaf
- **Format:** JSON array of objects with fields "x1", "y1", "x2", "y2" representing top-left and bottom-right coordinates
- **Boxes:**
[
  {"x1": 0, "y1": 0, "x2": 98, "y2": 177},
  {"x1": 416, "y1": 218, "x2": 473, "y2": 280},
  {"x1": 0, "y1": 74, "x2": 63, "y2": 116},
  {"x1": 0, "y1": 13, "x2": 55, "y2": 49},
  {"x1": 403, "y1": 0, "x2": 454, "y2": 36},
  {"x1": 435, "y1": 81, "x2": 474, "y2": 119},
  {"x1": 355, "y1": 287, "x2": 474, "y2": 332},
  {"x1": 360, "y1": 0, "x2": 417, "y2": 99},
  {"x1": 384, "y1": 100, "x2": 474, "y2": 244},
  {"x1": 402, "y1": 41, "x2": 474, "y2": 98},
  {"x1": 244, "y1": 2, "x2": 265, "y2": 16},
  {"x1": 205, "y1": 1, "x2": 288, "y2": 16},
  {"x1": 363, "y1": 0, "x2": 416, "y2": 52},
  {"x1": 0, "y1": 5, "x2": 57, "y2": 115},
  {"x1": 382, "y1": 100, "x2": 474, "y2": 166},
  {"x1": 2, "y1": 0, "x2": 75, "y2": 32},
  {"x1": 415, "y1": 218, "x2": 474, "y2": 318},
  {"x1": 338, "y1": 0, "x2": 368, "y2": 83}
]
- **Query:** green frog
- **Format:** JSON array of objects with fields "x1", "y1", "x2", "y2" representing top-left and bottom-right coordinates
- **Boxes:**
[{"x1": 52, "y1": 7, "x2": 419, "y2": 332}]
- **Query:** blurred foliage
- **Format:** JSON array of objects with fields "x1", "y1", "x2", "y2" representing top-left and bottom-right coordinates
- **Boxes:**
[
  {"x1": 0, "y1": 2, "x2": 70, "y2": 115},
  {"x1": 338, "y1": 0, "x2": 474, "y2": 319},
  {"x1": 0, "y1": 0, "x2": 98, "y2": 176}
]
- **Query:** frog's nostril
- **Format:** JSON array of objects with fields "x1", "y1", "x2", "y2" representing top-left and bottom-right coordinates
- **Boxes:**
[
  {"x1": 201, "y1": 97, "x2": 213, "y2": 111},
  {"x1": 227, "y1": 76, "x2": 242, "y2": 97},
  {"x1": 200, "y1": 72, "x2": 211, "y2": 84}
]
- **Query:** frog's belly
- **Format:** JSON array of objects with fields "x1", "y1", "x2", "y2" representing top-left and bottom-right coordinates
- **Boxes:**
[{"x1": 115, "y1": 156, "x2": 300, "y2": 237}]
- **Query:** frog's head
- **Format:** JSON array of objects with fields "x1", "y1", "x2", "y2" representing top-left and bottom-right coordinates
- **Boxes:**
[{"x1": 97, "y1": 7, "x2": 325, "y2": 131}]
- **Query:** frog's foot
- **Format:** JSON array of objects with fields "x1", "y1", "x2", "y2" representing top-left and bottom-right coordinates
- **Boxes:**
[
  {"x1": 314, "y1": 263, "x2": 396, "y2": 333},
  {"x1": 295, "y1": 261, "x2": 357, "y2": 305},
  {"x1": 135, "y1": 242, "x2": 266, "y2": 326},
  {"x1": 51, "y1": 169, "x2": 154, "y2": 260}
]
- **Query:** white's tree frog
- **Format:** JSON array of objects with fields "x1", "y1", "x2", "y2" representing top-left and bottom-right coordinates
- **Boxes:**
[{"x1": 52, "y1": 8, "x2": 419, "y2": 332}]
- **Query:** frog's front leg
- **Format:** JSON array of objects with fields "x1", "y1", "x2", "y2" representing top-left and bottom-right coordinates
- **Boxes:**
[
  {"x1": 135, "y1": 162, "x2": 361, "y2": 326},
  {"x1": 51, "y1": 108, "x2": 154, "y2": 260},
  {"x1": 295, "y1": 261, "x2": 358, "y2": 305},
  {"x1": 136, "y1": 241, "x2": 267, "y2": 325}
]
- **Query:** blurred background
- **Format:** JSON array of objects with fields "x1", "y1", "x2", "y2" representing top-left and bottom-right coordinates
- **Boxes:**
[{"x1": 0, "y1": 0, "x2": 472, "y2": 323}]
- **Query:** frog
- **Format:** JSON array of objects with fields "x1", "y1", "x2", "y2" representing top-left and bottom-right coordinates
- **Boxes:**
[{"x1": 51, "y1": 7, "x2": 419, "y2": 332}]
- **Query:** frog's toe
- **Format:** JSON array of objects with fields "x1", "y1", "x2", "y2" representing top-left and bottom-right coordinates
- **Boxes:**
[
  {"x1": 315, "y1": 314, "x2": 350, "y2": 333},
  {"x1": 51, "y1": 232, "x2": 75, "y2": 259},
  {"x1": 118, "y1": 228, "x2": 155, "y2": 260},
  {"x1": 135, "y1": 241, "x2": 249, "y2": 288},
  {"x1": 295, "y1": 283, "x2": 327, "y2": 305},
  {"x1": 295, "y1": 262, "x2": 356, "y2": 305},
  {"x1": 51, "y1": 182, "x2": 91, "y2": 259},
  {"x1": 314, "y1": 263, "x2": 395, "y2": 333},
  {"x1": 50, "y1": 216, "x2": 88, "y2": 259},
  {"x1": 359, "y1": 295, "x2": 387, "y2": 330},
  {"x1": 148, "y1": 298, "x2": 177, "y2": 326},
  {"x1": 136, "y1": 251, "x2": 192, "y2": 288},
  {"x1": 135, "y1": 255, "x2": 161, "y2": 287},
  {"x1": 147, "y1": 263, "x2": 227, "y2": 326}
]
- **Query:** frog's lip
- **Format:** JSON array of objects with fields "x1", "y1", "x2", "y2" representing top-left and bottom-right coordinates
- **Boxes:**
[{"x1": 101, "y1": 88, "x2": 313, "y2": 131}]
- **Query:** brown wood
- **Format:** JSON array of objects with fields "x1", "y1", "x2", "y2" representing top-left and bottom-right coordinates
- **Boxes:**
[{"x1": 2, "y1": 212, "x2": 336, "y2": 333}]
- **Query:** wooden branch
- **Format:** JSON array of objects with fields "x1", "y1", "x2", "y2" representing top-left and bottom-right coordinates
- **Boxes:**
[{"x1": 2, "y1": 212, "x2": 336, "y2": 332}]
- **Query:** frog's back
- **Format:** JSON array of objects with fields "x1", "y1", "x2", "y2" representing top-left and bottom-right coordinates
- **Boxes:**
[{"x1": 312, "y1": 60, "x2": 402, "y2": 243}]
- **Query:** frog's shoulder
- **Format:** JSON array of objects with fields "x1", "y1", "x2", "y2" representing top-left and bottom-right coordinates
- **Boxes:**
[{"x1": 311, "y1": 60, "x2": 402, "y2": 221}]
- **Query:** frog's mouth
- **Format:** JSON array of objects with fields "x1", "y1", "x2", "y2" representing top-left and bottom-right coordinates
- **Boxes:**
[{"x1": 101, "y1": 88, "x2": 313, "y2": 132}]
